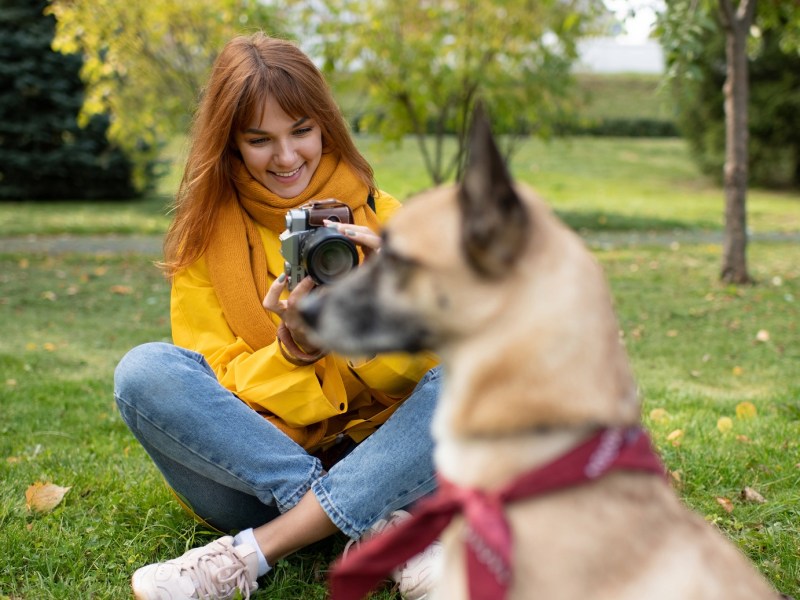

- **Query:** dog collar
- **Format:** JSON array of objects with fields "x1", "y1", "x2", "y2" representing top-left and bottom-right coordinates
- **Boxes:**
[{"x1": 329, "y1": 426, "x2": 665, "y2": 600}]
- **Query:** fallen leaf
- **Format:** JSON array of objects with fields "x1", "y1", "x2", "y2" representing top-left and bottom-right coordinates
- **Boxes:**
[
  {"x1": 93, "y1": 266, "x2": 109, "y2": 277},
  {"x1": 755, "y1": 329, "x2": 770, "y2": 343},
  {"x1": 110, "y1": 285, "x2": 133, "y2": 295},
  {"x1": 42, "y1": 342, "x2": 56, "y2": 352},
  {"x1": 732, "y1": 366, "x2": 743, "y2": 376},
  {"x1": 6, "y1": 378, "x2": 17, "y2": 387},
  {"x1": 25, "y1": 342, "x2": 37, "y2": 351},
  {"x1": 666, "y1": 429, "x2": 684, "y2": 446},
  {"x1": 25, "y1": 482, "x2": 71, "y2": 513},
  {"x1": 736, "y1": 402, "x2": 757, "y2": 419},
  {"x1": 670, "y1": 470, "x2": 682, "y2": 483},
  {"x1": 666, "y1": 330, "x2": 678, "y2": 337},
  {"x1": 736, "y1": 435, "x2": 751, "y2": 443},
  {"x1": 649, "y1": 408, "x2": 670, "y2": 424},
  {"x1": 740, "y1": 487, "x2": 766, "y2": 504},
  {"x1": 41, "y1": 291, "x2": 57, "y2": 301},
  {"x1": 717, "y1": 416, "x2": 733, "y2": 433},
  {"x1": 19, "y1": 258, "x2": 30, "y2": 269},
  {"x1": 715, "y1": 496, "x2": 734, "y2": 513}
]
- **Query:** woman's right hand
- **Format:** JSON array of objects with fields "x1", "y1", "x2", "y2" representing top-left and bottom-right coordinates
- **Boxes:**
[{"x1": 263, "y1": 274, "x2": 321, "y2": 353}]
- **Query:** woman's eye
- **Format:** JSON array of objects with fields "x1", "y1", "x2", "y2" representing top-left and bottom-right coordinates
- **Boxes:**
[
  {"x1": 249, "y1": 137, "x2": 269, "y2": 145},
  {"x1": 293, "y1": 127, "x2": 313, "y2": 136}
]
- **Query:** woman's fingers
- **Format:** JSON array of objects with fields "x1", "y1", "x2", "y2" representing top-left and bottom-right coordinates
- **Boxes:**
[{"x1": 263, "y1": 274, "x2": 288, "y2": 314}]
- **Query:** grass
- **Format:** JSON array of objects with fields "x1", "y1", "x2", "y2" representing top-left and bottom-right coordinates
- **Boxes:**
[
  {"x1": 1, "y1": 136, "x2": 799, "y2": 598},
  {"x1": 1, "y1": 136, "x2": 798, "y2": 237}
]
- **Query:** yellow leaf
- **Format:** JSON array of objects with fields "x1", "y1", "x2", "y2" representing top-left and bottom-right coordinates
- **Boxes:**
[
  {"x1": 25, "y1": 482, "x2": 71, "y2": 513},
  {"x1": 666, "y1": 429, "x2": 684, "y2": 446},
  {"x1": 755, "y1": 329, "x2": 770, "y2": 343},
  {"x1": 649, "y1": 408, "x2": 670, "y2": 424},
  {"x1": 716, "y1": 416, "x2": 733, "y2": 433},
  {"x1": 6, "y1": 378, "x2": 17, "y2": 387},
  {"x1": 732, "y1": 366, "x2": 743, "y2": 376},
  {"x1": 43, "y1": 342, "x2": 56, "y2": 352},
  {"x1": 666, "y1": 330, "x2": 678, "y2": 337},
  {"x1": 736, "y1": 402, "x2": 757, "y2": 420},
  {"x1": 715, "y1": 496, "x2": 734, "y2": 513},
  {"x1": 25, "y1": 342, "x2": 37, "y2": 351},
  {"x1": 19, "y1": 258, "x2": 30, "y2": 269}
]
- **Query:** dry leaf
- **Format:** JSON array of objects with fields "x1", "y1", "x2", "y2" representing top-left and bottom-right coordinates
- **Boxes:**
[
  {"x1": 717, "y1": 416, "x2": 733, "y2": 433},
  {"x1": 736, "y1": 402, "x2": 757, "y2": 420},
  {"x1": 42, "y1": 342, "x2": 56, "y2": 352},
  {"x1": 41, "y1": 291, "x2": 57, "y2": 301},
  {"x1": 755, "y1": 329, "x2": 770, "y2": 343},
  {"x1": 740, "y1": 487, "x2": 766, "y2": 504},
  {"x1": 25, "y1": 482, "x2": 71, "y2": 513},
  {"x1": 110, "y1": 285, "x2": 133, "y2": 295},
  {"x1": 736, "y1": 435, "x2": 751, "y2": 443},
  {"x1": 666, "y1": 429, "x2": 684, "y2": 446},
  {"x1": 732, "y1": 366, "x2": 743, "y2": 376},
  {"x1": 715, "y1": 496, "x2": 734, "y2": 513},
  {"x1": 649, "y1": 408, "x2": 670, "y2": 424},
  {"x1": 666, "y1": 330, "x2": 679, "y2": 337},
  {"x1": 19, "y1": 258, "x2": 30, "y2": 269}
]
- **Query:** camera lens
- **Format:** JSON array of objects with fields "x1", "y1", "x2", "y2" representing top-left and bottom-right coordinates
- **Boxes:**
[{"x1": 303, "y1": 229, "x2": 359, "y2": 285}]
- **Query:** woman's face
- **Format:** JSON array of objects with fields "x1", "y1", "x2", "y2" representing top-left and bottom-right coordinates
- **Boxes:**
[{"x1": 234, "y1": 96, "x2": 323, "y2": 199}]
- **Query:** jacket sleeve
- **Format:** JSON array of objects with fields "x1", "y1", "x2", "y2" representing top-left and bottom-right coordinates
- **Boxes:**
[{"x1": 170, "y1": 253, "x2": 344, "y2": 426}]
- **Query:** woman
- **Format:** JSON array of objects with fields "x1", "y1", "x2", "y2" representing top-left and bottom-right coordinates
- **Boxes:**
[{"x1": 114, "y1": 32, "x2": 441, "y2": 600}]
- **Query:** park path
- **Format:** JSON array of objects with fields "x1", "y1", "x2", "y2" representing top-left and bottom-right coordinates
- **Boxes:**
[{"x1": 0, "y1": 230, "x2": 798, "y2": 256}]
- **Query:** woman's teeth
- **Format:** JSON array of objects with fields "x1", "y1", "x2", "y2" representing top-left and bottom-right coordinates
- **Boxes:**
[{"x1": 274, "y1": 167, "x2": 301, "y2": 177}]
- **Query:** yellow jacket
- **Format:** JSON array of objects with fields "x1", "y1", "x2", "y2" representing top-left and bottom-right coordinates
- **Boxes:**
[{"x1": 170, "y1": 191, "x2": 438, "y2": 452}]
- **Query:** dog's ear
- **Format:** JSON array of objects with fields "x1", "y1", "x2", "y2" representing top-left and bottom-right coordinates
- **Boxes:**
[{"x1": 458, "y1": 105, "x2": 529, "y2": 278}]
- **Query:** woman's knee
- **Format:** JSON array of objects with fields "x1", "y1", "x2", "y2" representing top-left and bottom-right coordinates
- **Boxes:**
[{"x1": 114, "y1": 342, "x2": 186, "y2": 404}]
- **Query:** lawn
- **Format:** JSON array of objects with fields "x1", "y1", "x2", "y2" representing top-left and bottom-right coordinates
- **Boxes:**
[{"x1": 1, "y1": 136, "x2": 799, "y2": 598}]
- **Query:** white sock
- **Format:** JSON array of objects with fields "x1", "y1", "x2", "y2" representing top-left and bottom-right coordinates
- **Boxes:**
[{"x1": 233, "y1": 528, "x2": 270, "y2": 577}]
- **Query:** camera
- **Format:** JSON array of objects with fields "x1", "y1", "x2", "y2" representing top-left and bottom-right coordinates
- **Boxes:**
[{"x1": 279, "y1": 199, "x2": 359, "y2": 290}]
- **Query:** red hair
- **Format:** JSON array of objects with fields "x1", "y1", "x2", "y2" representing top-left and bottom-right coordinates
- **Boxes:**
[{"x1": 161, "y1": 33, "x2": 375, "y2": 276}]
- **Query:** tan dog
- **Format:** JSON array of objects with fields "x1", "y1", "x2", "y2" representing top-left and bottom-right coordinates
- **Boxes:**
[{"x1": 299, "y1": 110, "x2": 780, "y2": 599}]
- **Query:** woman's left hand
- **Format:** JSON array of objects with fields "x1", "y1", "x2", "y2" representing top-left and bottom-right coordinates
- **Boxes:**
[{"x1": 323, "y1": 220, "x2": 382, "y2": 259}]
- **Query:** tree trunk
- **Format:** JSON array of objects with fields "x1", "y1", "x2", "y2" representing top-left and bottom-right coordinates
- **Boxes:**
[{"x1": 719, "y1": 0, "x2": 756, "y2": 284}]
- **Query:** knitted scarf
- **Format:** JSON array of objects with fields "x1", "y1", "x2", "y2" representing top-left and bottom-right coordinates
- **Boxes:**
[{"x1": 206, "y1": 152, "x2": 380, "y2": 352}]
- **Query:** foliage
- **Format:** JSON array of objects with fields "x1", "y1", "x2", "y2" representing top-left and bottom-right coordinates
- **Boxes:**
[
  {"x1": 0, "y1": 0, "x2": 135, "y2": 200},
  {"x1": 659, "y1": 4, "x2": 800, "y2": 187},
  {"x1": 46, "y1": 0, "x2": 281, "y2": 193},
  {"x1": 286, "y1": 0, "x2": 607, "y2": 185}
]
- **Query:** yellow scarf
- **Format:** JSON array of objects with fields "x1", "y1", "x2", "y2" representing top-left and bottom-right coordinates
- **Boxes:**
[{"x1": 206, "y1": 152, "x2": 380, "y2": 352}]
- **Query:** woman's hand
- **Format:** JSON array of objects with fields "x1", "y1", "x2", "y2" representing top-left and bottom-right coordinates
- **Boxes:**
[
  {"x1": 263, "y1": 274, "x2": 321, "y2": 353},
  {"x1": 323, "y1": 219, "x2": 382, "y2": 259}
]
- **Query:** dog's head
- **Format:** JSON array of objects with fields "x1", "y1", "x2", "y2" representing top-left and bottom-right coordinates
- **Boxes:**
[{"x1": 300, "y1": 107, "x2": 639, "y2": 431}]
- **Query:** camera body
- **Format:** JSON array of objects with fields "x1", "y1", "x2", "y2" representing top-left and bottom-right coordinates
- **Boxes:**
[{"x1": 279, "y1": 199, "x2": 359, "y2": 290}]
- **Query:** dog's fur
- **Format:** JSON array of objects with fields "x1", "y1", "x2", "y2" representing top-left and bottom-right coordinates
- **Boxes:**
[{"x1": 299, "y1": 111, "x2": 779, "y2": 599}]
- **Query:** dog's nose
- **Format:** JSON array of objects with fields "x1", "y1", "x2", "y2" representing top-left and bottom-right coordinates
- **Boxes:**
[{"x1": 297, "y1": 294, "x2": 321, "y2": 329}]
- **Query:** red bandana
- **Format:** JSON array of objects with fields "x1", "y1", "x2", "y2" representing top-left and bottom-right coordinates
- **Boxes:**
[{"x1": 329, "y1": 427, "x2": 666, "y2": 600}]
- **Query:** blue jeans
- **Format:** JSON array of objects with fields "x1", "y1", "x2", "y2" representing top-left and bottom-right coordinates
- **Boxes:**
[{"x1": 113, "y1": 342, "x2": 440, "y2": 539}]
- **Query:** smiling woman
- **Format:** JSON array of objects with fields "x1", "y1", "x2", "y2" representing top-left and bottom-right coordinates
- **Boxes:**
[{"x1": 111, "y1": 31, "x2": 442, "y2": 600}]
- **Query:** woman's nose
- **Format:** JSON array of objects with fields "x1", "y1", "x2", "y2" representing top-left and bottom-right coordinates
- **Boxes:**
[{"x1": 273, "y1": 139, "x2": 297, "y2": 166}]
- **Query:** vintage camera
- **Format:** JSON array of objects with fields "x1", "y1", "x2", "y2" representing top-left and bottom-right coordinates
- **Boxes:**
[{"x1": 279, "y1": 199, "x2": 359, "y2": 290}]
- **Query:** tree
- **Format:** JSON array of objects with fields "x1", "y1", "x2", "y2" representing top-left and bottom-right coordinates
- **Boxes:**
[
  {"x1": 658, "y1": 0, "x2": 800, "y2": 284},
  {"x1": 0, "y1": 0, "x2": 134, "y2": 200},
  {"x1": 47, "y1": 0, "x2": 281, "y2": 192},
  {"x1": 288, "y1": 0, "x2": 606, "y2": 186},
  {"x1": 671, "y1": 16, "x2": 800, "y2": 188}
]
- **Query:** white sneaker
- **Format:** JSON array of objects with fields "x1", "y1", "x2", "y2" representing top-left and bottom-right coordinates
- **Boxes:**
[
  {"x1": 131, "y1": 536, "x2": 259, "y2": 600},
  {"x1": 345, "y1": 509, "x2": 442, "y2": 600}
]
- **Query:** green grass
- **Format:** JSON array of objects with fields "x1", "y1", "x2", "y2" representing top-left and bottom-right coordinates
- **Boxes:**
[
  {"x1": 1, "y1": 136, "x2": 799, "y2": 598},
  {"x1": 1, "y1": 136, "x2": 798, "y2": 237}
]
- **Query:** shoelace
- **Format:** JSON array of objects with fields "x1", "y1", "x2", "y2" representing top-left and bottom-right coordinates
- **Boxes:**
[{"x1": 186, "y1": 543, "x2": 255, "y2": 600}]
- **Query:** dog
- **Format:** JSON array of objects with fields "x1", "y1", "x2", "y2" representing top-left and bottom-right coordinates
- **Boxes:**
[{"x1": 299, "y1": 108, "x2": 780, "y2": 599}]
